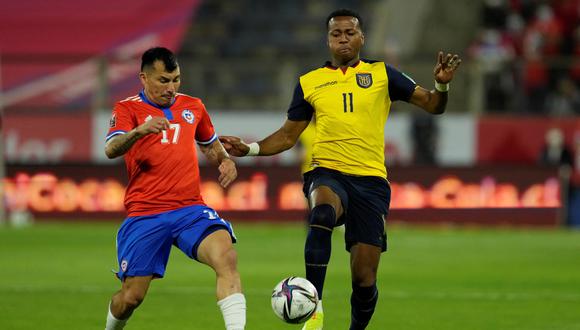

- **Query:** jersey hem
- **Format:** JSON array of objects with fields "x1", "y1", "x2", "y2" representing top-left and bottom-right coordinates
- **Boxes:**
[{"x1": 126, "y1": 202, "x2": 207, "y2": 217}]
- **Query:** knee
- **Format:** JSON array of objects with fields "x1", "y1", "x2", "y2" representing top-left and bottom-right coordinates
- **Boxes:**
[
  {"x1": 213, "y1": 247, "x2": 239, "y2": 276},
  {"x1": 120, "y1": 288, "x2": 147, "y2": 310},
  {"x1": 309, "y1": 204, "x2": 336, "y2": 230},
  {"x1": 222, "y1": 248, "x2": 238, "y2": 269},
  {"x1": 352, "y1": 267, "x2": 378, "y2": 287}
]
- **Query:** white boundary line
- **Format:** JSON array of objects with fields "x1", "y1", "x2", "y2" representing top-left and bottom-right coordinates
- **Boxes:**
[{"x1": 1, "y1": 285, "x2": 579, "y2": 301}]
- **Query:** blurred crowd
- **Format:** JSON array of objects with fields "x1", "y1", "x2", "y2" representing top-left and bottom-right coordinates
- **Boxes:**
[{"x1": 469, "y1": 0, "x2": 580, "y2": 115}]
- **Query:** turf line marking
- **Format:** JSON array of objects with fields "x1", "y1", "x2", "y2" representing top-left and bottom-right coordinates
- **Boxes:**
[{"x1": 1, "y1": 285, "x2": 579, "y2": 301}]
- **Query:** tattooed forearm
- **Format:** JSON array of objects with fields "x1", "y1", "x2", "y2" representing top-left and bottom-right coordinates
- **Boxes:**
[
  {"x1": 105, "y1": 130, "x2": 143, "y2": 159},
  {"x1": 200, "y1": 140, "x2": 230, "y2": 165}
]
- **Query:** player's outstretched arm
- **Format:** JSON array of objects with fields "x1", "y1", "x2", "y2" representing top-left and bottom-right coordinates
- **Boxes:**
[
  {"x1": 105, "y1": 116, "x2": 170, "y2": 159},
  {"x1": 409, "y1": 51, "x2": 462, "y2": 114},
  {"x1": 220, "y1": 119, "x2": 310, "y2": 157},
  {"x1": 199, "y1": 139, "x2": 237, "y2": 188}
]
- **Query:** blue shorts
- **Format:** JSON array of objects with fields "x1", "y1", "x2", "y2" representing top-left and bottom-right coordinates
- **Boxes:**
[{"x1": 115, "y1": 204, "x2": 236, "y2": 280}]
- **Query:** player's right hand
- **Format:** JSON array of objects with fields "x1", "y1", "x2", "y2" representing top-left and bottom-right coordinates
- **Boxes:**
[
  {"x1": 219, "y1": 136, "x2": 250, "y2": 157},
  {"x1": 137, "y1": 116, "x2": 170, "y2": 136}
]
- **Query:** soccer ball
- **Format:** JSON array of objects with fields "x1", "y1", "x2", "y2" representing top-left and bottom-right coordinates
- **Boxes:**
[{"x1": 271, "y1": 276, "x2": 319, "y2": 324}]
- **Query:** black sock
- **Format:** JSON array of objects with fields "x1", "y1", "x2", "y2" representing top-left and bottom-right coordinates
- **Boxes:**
[
  {"x1": 304, "y1": 204, "x2": 335, "y2": 300},
  {"x1": 349, "y1": 282, "x2": 378, "y2": 330}
]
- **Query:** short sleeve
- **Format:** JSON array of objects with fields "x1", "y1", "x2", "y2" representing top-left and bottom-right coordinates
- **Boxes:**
[
  {"x1": 287, "y1": 82, "x2": 314, "y2": 121},
  {"x1": 195, "y1": 103, "x2": 217, "y2": 145},
  {"x1": 386, "y1": 64, "x2": 417, "y2": 102},
  {"x1": 106, "y1": 103, "x2": 135, "y2": 142}
]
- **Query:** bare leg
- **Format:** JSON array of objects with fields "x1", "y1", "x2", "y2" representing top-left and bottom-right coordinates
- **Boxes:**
[
  {"x1": 106, "y1": 275, "x2": 153, "y2": 329},
  {"x1": 197, "y1": 229, "x2": 245, "y2": 330}
]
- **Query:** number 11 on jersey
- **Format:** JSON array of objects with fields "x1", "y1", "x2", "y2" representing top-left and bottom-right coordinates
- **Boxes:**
[{"x1": 342, "y1": 93, "x2": 354, "y2": 112}]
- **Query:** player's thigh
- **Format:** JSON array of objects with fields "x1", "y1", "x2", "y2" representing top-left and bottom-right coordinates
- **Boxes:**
[
  {"x1": 310, "y1": 185, "x2": 343, "y2": 216},
  {"x1": 304, "y1": 168, "x2": 348, "y2": 218},
  {"x1": 350, "y1": 243, "x2": 381, "y2": 285},
  {"x1": 196, "y1": 229, "x2": 238, "y2": 272},
  {"x1": 173, "y1": 205, "x2": 237, "y2": 263}
]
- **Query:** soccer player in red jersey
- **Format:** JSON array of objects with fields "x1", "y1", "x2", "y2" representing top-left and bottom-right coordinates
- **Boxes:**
[{"x1": 103, "y1": 47, "x2": 245, "y2": 330}]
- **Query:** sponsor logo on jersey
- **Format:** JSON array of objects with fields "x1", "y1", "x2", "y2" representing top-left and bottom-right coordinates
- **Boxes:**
[
  {"x1": 109, "y1": 114, "x2": 116, "y2": 128},
  {"x1": 182, "y1": 110, "x2": 195, "y2": 124},
  {"x1": 356, "y1": 73, "x2": 373, "y2": 88},
  {"x1": 315, "y1": 80, "x2": 338, "y2": 90}
]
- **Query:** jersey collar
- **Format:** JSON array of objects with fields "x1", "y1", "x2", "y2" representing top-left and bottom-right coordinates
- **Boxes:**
[
  {"x1": 323, "y1": 59, "x2": 361, "y2": 70},
  {"x1": 139, "y1": 90, "x2": 176, "y2": 109},
  {"x1": 139, "y1": 90, "x2": 175, "y2": 120}
]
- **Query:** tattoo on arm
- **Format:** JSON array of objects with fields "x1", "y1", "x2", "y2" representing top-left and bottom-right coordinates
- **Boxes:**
[
  {"x1": 200, "y1": 140, "x2": 230, "y2": 165},
  {"x1": 105, "y1": 130, "x2": 143, "y2": 159}
]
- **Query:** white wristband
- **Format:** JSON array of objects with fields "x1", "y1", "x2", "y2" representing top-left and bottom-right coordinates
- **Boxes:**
[
  {"x1": 247, "y1": 142, "x2": 260, "y2": 156},
  {"x1": 435, "y1": 81, "x2": 449, "y2": 92}
]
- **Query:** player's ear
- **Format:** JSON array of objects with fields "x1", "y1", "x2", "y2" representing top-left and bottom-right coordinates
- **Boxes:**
[
  {"x1": 139, "y1": 72, "x2": 147, "y2": 85},
  {"x1": 360, "y1": 32, "x2": 365, "y2": 45}
]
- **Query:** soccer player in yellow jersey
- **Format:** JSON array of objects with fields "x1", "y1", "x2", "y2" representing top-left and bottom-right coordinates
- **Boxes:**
[{"x1": 220, "y1": 9, "x2": 461, "y2": 330}]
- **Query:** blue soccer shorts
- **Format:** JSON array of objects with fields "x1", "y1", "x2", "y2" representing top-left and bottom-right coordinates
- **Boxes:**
[{"x1": 115, "y1": 204, "x2": 236, "y2": 280}]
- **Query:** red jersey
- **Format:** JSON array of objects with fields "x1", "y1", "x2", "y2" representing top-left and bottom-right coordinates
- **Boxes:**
[{"x1": 106, "y1": 91, "x2": 216, "y2": 216}]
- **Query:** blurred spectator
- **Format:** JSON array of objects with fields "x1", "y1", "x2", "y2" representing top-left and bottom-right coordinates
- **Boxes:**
[
  {"x1": 570, "y1": 26, "x2": 580, "y2": 83},
  {"x1": 567, "y1": 132, "x2": 580, "y2": 227},
  {"x1": 469, "y1": 28, "x2": 516, "y2": 111},
  {"x1": 475, "y1": 0, "x2": 578, "y2": 114},
  {"x1": 521, "y1": 34, "x2": 550, "y2": 113},
  {"x1": 525, "y1": 4, "x2": 563, "y2": 56},
  {"x1": 552, "y1": 0, "x2": 580, "y2": 54},
  {"x1": 410, "y1": 113, "x2": 438, "y2": 165},
  {"x1": 537, "y1": 127, "x2": 575, "y2": 225},
  {"x1": 506, "y1": 12, "x2": 527, "y2": 55},
  {"x1": 546, "y1": 77, "x2": 580, "y2": 115},
  {"x1": 537, "y1": 127, "x2": 573, "y2": 167},
  {"x1": 482, "y1": 0, "x2": 510, "y2": 29}
]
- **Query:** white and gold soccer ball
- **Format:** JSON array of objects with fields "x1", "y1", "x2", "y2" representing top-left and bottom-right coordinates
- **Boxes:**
[{"x1": 271, "y1": 276, "x2": 319, "y2": 324}]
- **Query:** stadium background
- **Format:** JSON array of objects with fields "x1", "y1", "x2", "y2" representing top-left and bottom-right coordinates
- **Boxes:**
[{"x1": 1, "y1": 0, "x2": 579, "y2": 329}]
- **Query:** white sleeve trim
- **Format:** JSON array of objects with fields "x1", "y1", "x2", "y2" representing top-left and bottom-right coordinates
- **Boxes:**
[
  {"x1": 196, "y1": 133, "x2": 218, "y2": 145},
  {"x1": 105, "y1": 130, "x2": 127, "y2": 142}
]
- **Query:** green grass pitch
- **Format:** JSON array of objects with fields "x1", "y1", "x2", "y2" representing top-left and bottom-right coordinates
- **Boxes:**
[{"x1": 1, "y1": 221, "x2": 580, "y2": 329}]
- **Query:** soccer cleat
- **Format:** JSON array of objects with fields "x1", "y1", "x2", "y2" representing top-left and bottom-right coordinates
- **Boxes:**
[{"x1": 301, "y1": 310, "x2": 323, "y2": 330}]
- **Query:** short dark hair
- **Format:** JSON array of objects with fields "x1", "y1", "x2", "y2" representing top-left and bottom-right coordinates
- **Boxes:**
[
  {"x1": 141, "y1": 47, "x2": 178, "y2": 72},
  {"x1": 326, "y1": 9, "x2": 363, "y2": 30}
]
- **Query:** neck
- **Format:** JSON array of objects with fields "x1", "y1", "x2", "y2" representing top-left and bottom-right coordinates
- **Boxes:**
[
  {"x1": 331, "y1": 56, "x2": 360, "y2": 69},
  {"x1": 143, "y1": 89, "x2": 171, "y2": 108}
]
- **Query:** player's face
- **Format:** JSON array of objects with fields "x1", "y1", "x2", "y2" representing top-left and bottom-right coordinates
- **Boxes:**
[
  {"x1": 140, "y1": 60, "x2": 181, "y2": 107},
  {"x1": 327, "y1": 16, "x2": 364, "y2": 64}
]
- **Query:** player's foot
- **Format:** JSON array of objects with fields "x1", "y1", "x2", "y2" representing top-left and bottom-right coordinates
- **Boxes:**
[{"x1": 301, "y1": 310, "x2": 323, "y2": 330}]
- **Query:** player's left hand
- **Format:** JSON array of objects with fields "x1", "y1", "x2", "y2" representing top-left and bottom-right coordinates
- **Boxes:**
[
  {"x1": 434, "y1": 51, "x2": 462, "y2": 84},
  {"x1": 218, "y1": 158, "x2": 237, "y2": 188}
]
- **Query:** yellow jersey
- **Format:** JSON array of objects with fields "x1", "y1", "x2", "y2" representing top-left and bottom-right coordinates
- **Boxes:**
[
  {"x1": 287, "y1": 59, "x2": 416, "y2": 179},
  {"x1": 298, "y1": 120, "x2": 316, "y2": 174}
]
